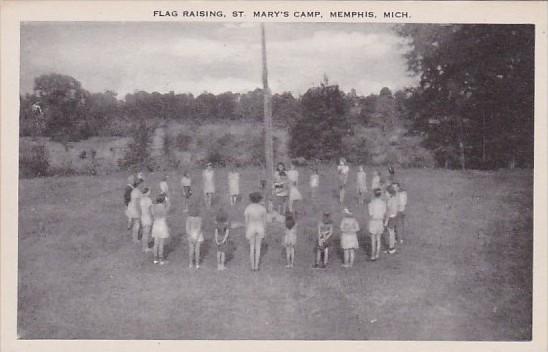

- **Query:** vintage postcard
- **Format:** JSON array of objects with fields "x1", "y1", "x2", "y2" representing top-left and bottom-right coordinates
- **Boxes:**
[{"x1": 1, "y1": 1, "x2": 547, "y2": 351}]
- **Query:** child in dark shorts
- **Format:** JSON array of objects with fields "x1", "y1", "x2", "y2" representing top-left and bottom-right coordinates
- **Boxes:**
[
  {"x1": 314, "y1": 212, "x2": 334, "y2": 268},
  {"x1": 215, "y1": 209, "x2": 230, "y2": 271}
]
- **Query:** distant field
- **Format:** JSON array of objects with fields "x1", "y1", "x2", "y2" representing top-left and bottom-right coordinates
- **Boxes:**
[{"x1": 17, "y1": 166, "x2": 533, "y2": 340}]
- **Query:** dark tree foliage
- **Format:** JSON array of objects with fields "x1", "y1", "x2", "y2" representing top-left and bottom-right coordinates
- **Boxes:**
[
  {"x1": 289, "y1": 83, "x2": 350, "y2": 160},
  {"x1": 397, "y1": 24, "x2": 534, "y2": 169}
]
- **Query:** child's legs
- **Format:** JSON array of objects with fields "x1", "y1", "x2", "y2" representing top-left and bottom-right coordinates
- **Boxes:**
[
  {"x1": 343, "y1": 249, "x2": 349, "y2": 264},
  {"x1": 375, "y1": 233, "x2": 381, "y2": 257},
  {"x1": 158, "y1": 238, "x2": 165, "y2": 259},
  {"x1": 388, "y1": 227, "x2": 396, "y2": 249},
  {"x1": 153, "y1": 237, "x2": 160, "y2": 258},
  {"x1": 324, "y1": 248, "x2": 329, "y2": 264},
  {"x1": 141, "y1": 225, "x2": 151, "y2": 250},
  {"x1": 349, "y1": 249, "x2": 355, "y2": 266},
  {"x1": 217, "y1": 251, "x2": 222, "y2": 265},
  {"x1": 249, "y1": 239, "x2": 256, "y2": 268},
  {"x1": 370, "y1": 234, "x2": 376, "y2": 258},
  {"x1": 254, "y1": 237, "x2": 262, "y2": 269},
  {"x1": 188, "y1": 241, "x2": 196, "y2": 264},
  {"x1": 315, "y1": 249, "x2": 321, "y2": 265},
  {"x1": 131, "y1": 219, "x2": 140, "y2": 242},
  {"x1": 290, "y1": 246, "x2": 295, "y2": 264},
  {"x1": 195, "y1": 242, "x2": 201, "y2": 265},
  {"x1": 220, "y1": 251, "x2": 225, "y2": 265}
]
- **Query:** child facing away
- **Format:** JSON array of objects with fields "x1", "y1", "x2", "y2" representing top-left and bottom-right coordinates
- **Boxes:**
[
  {"x1": 283, "y1": 211, "x2": 298, "y2": 268},
  {"x1": 287, "y1": 163, "x2": 303, "y2": 213},
  {"x1": 368, "y1": 188, "x2": 386, "y2": 261},
  {"x1": 314, "y1": 212, "x2": 334, "y2": 268},
  {"x1": 159, "y1": 174, "x2": 169, "y2": 200},
  {"x1": 186, "y1": 203, "x2": 204, "y2": 269},
  {"x1": 180, "y1": 171, "x2": 192, "y2": 213},
  {"x1": 139, "y1": 187, "x2": 153, "y2": 253},
  {"x1": 215, "y1": 209, "x2": 230, "y2": 271},
  {"x1": 356, "y1": 165, "x2": 367, "y2": 206},
  {"x1": 244, "y1": 192, "x2": 268, "y2": 271},
  {"x1": 151, "y1": 193, "x2": 171, "y2": 265},
  {"x1": 337, "y1": 158, "x2": 350, "y2": 204},
  {"x1": 393, "y1": 183, "x2": 407, "y2": 244},
  {"x1": 309, "y1": 167, "x2": 319, "y2": 201},
  {"x1": 228, "y1": 166, "x2": 240, "y2": 207},
  {"x1": 340, "y1": 208, "x2": 360, "y2": 268},
  {"x1": 124, "y1": 175, "x2": 136, "y2": 230},
  {"x1": 384, "y1": 185, "x2": 399, "y2": 254},
  {"x1": 202, "y1": 162, "x2": 215, "y2": 209},
  {"x1": 127, "y1": 178, "x2": 143, "y2": 243}
]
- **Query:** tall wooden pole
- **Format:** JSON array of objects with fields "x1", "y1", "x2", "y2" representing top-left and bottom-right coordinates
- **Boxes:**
[{"x1": 261, "y1": 24, "x2": 274, "y2": 206}]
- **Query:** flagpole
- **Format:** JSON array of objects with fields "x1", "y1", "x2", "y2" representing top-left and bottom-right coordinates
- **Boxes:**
[{"x1": 261, "y1": 23, "x2": 274, "y2": 208}]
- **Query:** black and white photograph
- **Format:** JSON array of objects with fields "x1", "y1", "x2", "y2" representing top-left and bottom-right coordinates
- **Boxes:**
[{"x1": 1, "y1": 1, "x2": 547, "y2": 349}]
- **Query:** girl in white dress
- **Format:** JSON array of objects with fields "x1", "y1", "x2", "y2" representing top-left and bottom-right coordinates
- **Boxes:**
[
  {"x1": 202, "y1": 163, "x2": 215, "y2": 209},
  {"x1": 356, "y1": 165, "x2": 367, "y2": 206},
  {"x1": 244, "y1": 192, "x2": 267, "y2": 271},
  {"x1": 283, "y1": 212, "x2": 297, "y2": 268},
  {"x1": 228, "y1": 166, "x2": 240, "y2": 206},
  {"x1": 340, "y1": 208, "x2": 360, "y2": 268},
  {"x1": 139, "y1": 187, "x2": 153, "y2": 252},
  {"x1": 337, "y1": 158, "x2": 350, "y2": 204},
  {"x1": 151, "y1": 194, "x2": 171, "y2": 265},
  {"x1": 127, "y1": 182, "x2": 142, "y2": 243},
  {"x1": 287, "y1": 163, "x2": 302, "y2": 213},
  {"x1": 309, "y1": 167, "x2": 319, "y2": 201}
]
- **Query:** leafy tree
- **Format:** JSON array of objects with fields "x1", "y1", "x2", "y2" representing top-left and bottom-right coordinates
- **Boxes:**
[
  {"x1": 290, "y1": 82, "x2": 349, "y2": 160},
  {"x1": 33, "y1": 73, "x2": 90, "y2": 141},
  {"x1": 397, "y1": 24, "x2": 534, "y2": 169}
]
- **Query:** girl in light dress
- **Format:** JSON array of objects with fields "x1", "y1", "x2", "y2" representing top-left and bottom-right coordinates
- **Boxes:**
[
  {"x1": 139, "y1": 187, "x2": 153, "y2": 253},
  {"x1": 356, "y1": 165, "x2": 367, "y2": 206},
  {"x1": 186, "y1": 203, "x2": 204, "y2": 269},
  {"x1": 180, "y1": 171, "x2": 192, "y2": 213},
  {"x1": 368, "y1": 188, "x2": 386, "y2": 261},
  {"x1": 340, "y1": 208, "x2": 360, "y2": 268},
  {"x1": 283, "y1": 212, "x2": 297, "y2": 268},
  {"x1": 384, "y1": 185, "x2": 399, "y2": 254},
  {"x1": 151, "y1": 194, "x2": 171, "y2": 265},
  {"x1": 202, "y1": 162, "x2": 215, "y2": 209},
  {"x1": 215, "y1": 209, "x2": 230, "y2": 271},
  {"x1": 287, "y1": 163, "x2": 303, "y2": 213},
  {"x1": 228, "y1": 165, "x2": 240, "y2": 207},
  {"x1": 127, "y1": 179, "x2": 143, "y2": 243},
  {"x1": 337, "y1": 158, "x2": 350, "y2": 204},
  {"x1": 371, "y1": 170, "x2": 381, "y2": 191},
  {"x1": 309, "y1": 167, "x2": 319, "y2": 201},
  {"x1": 314, "y1": 212, "x2": 333, "y2": 268}
]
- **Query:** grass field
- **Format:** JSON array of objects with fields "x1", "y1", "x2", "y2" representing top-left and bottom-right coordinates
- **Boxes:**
[{"x1": 17, "y1": 166, "x2": 533, "y2": 340}]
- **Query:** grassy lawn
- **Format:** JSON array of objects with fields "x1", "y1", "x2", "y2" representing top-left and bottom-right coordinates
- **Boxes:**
[{"x1": 17, "y1": 166, "x2": 533, "y2": 340}]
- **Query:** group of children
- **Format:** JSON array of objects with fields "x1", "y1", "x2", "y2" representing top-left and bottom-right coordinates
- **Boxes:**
[{"x1": 123, "y1": 160, "x2": 407, "y2": 270}]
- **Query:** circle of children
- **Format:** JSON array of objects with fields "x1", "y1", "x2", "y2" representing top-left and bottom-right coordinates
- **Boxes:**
[{"x1": 124, "y1": 158, "x2": 407, "y2": 270}]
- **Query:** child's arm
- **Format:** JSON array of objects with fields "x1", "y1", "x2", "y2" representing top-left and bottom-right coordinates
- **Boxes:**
[
  {"x1": 214, "y1": 228, "x2": 220, "y2": 245},
  {"x1": 325, "y1": 225, "x2": 334, "y2": 241},
  {"x1": 222, "y1": 228, "x2": 229, "y2": 244}
]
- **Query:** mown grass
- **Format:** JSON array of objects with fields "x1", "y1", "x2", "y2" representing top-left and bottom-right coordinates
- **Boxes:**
[{"x1": 17, "y1": 166, "x2": 532, "y2": 340}]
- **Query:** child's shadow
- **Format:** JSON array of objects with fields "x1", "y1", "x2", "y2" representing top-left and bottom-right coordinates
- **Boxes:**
[{"x1": 164, "y1": 233, "x2": 183, "y2": 259}]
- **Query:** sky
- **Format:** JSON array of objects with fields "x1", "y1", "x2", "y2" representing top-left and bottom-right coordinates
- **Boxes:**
[{"x1": 20, "y1": 22, "x2": 418, "y2": 98}]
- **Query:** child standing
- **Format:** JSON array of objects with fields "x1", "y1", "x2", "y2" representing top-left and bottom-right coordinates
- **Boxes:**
[
  {"x1": 337, "y1": 158, "x2": 350, "y2": 204},
  {"x1": 159, "y1": 175, "x2": 169, "y2": 200},
  {"x1": 371, "y1": 170, "x2": 381, "y2": 191},
  {"x1": 287, "y1": 163, "x2": 303, "y2": 213},
  {"x1": 384, "y1": 185, "x2": 399, "y2": 254},
  {"x1": 139, "y1": 187, "x2": 153, "y2": 253},
  {"x1": 180, "y1": 171, "x2": 192, "y2": 213},
  {"x1": 186, "y1": 204, "x2": 204, "y2": 269},
  {"x1": 283, "y1": 212, "x2": 297, "y2": 268},
  {"x1": 368, "y1": 188, "x2": 386, "y2": 261},
  {"x1": 127, "y1": 179, "x2": 143, "y2": 243},
  {"x1": 309, "y1": 168, "x2": 319, "y2": 201},
  {"x1": 314, "y1": 212, "x2": 334, "y2": 268},
  {"x1": 244, "y1": 192, "x2": 267, "y2": 271},
  {"x1": 202, "y1": 162, "x2": 215, "y2": 209},
  {"x1": 356, "y1": 165, "x2": 367, "y2": 206},
  {"x1": 215, "y1": 209, "x2": 230, "y2": 270},
  {"x1": 393, "y1": 183, "x2": 407, "y2": 244},
  {"x1": 340, "y1": 208, "x2": 360, "y2": 268},
  {"x1": 124, "y1": 175, "x2": 136, "y2": 230},
  {"x1": 228, "y1": 166, "x2": 240, "y2": 207},
  {"x1": 273, "y1": 166, "x2": 289, "y2": 214},
  {"x1": 151, "y1": 194, "x2": 171, "y2": 265}
]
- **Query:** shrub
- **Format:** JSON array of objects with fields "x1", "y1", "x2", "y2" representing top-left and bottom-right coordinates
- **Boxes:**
[{"x1": 19, "y1": 145, "x2": 50, "y2": 178}]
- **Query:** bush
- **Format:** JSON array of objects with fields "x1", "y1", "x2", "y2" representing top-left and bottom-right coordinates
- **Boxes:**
[{"x1": 20, "y1": 145, "x2": 50, "y2": 178}]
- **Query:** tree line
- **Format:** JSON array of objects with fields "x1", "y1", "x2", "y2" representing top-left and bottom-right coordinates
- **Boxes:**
[{"x1": 20, "y1": 24, "x2": 534, "y2": 170}]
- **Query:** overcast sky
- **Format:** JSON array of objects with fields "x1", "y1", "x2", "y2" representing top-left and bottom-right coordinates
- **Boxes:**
[{"x1": 20, "y1": 22, "x2": 418, "y2": 98}]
